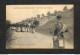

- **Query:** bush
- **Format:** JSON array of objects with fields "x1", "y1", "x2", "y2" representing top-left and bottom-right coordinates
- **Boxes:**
[
  {"x1": 33, "y1": 20, "x2": 39, "y2": 27},
  {"x1": 6, "y1": 20, "x2": 13, "y2": 47}
]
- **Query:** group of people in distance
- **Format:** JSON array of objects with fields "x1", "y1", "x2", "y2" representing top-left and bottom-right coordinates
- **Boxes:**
[
  {"x1": 11, "y1": 20, "x2": 39, "y2": 33},
  {"x1": 10, "y1": 23, "x2": 36, "y2": 33}
]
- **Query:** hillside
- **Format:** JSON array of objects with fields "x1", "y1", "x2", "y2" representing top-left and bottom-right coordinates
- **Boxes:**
[
  {"x1": 35, "y1": 8, "x2": 74, "y2": 45},
  {"x1": 35, "y1": 17, "x2": 55, "y2": 36}
]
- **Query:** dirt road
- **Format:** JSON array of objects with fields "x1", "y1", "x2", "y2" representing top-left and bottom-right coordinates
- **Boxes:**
[{"x1": 7, "y1": 31, "x2": 73, "y2": 49}]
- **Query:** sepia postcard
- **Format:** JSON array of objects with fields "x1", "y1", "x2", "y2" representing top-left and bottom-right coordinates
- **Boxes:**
[{"x1": 6, "y1": 5, "x2": 74, "y2": 49}]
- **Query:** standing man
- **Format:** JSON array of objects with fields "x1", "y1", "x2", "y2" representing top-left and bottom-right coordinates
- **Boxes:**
[
  {"x1": 50, "y1": 15, "x2": 68, "y2": 49},
  {"x1": 25, "y1": 24, "x2": 29, "y2": 32},
  {"x1": 20, "y1": 24, "x2": 23, "y2": 32}
]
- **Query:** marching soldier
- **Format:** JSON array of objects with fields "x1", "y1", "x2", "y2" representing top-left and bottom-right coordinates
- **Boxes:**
[{"x1": 25, "y1": 24, "x2": 29, "y2": 32}]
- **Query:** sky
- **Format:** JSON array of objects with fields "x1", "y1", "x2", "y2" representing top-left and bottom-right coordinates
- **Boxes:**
[{"x1": 6, "y1": 5, "x2": 73, "y2": 24}]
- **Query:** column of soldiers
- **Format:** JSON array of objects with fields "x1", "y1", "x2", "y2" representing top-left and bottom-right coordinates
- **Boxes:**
[{"x1": 10, "y1": 23, "x2": 36, "y2": 33}]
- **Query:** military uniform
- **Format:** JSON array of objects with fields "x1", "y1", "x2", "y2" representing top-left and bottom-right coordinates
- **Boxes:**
[
  {"x1": 54, "y1": 22, "x2": 64, "y2": 37},
  {"x1": 53, "y1": 21, "x2": 66, "y2": 48}
]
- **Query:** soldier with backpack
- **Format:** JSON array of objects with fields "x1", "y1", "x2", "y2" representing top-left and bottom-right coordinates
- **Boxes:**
[{"x1": 50, "y1": 15, "x2": 68, "y2": 49}]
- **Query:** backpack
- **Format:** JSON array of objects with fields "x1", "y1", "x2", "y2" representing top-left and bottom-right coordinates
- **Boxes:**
[
  {"x1": 57, "y1": 23, "x2": 67, "y2": 35},
  {"x1": 61, "y1": 23, "x2": 67, "y2": 32}
]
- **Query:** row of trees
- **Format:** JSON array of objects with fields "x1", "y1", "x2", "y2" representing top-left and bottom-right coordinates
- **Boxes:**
[
  {"x1": 35, "y1": 6, "x2": 69, "y2": 18},
  {"x1": 21, "y1": 6, "x2": 70, "y2": 23},
  {"x1": 11, "y1": 20, "x2": 39, "y2": 28}
]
